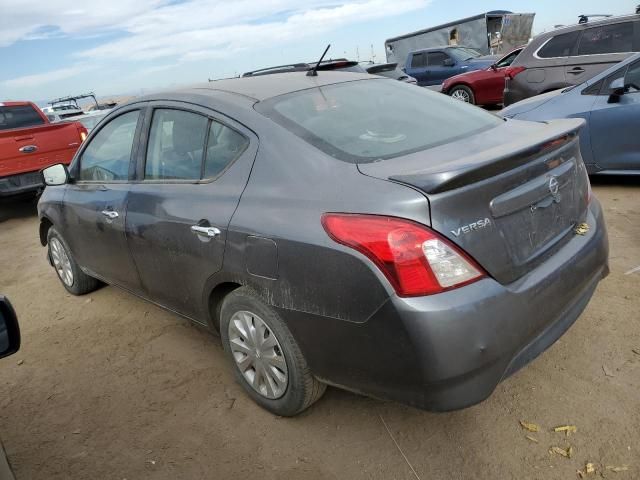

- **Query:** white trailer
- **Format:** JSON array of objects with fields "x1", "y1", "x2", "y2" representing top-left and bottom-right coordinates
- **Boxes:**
[{"x1": 385, "y1": 10, "x2": 535, "y2": 67}]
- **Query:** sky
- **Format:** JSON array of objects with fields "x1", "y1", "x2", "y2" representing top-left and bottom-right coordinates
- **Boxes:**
[{"x1": 0, "y1": 0, "x2": 635, "y2": 102}]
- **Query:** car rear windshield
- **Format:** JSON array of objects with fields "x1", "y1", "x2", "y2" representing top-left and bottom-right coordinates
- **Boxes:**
[
  {"x1": 0, "y1": 104, "x2": 45, "y2": 131},
  {"x1": 256, "y1": 79, "x2": 502, "y2": 163}
]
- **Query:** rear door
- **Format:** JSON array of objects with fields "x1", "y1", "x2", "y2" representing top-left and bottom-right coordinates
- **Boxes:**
[
  {"x1": 63, "y1": 107, "x2": 143, "y2": 292},
  {"x1": 566, "y1": 21, "x2": 636, "y2": 85},
  {"x1": 589, "y1": 59, "x2": 640, "y2": 171},
  {"x1": 125, "y1": 102, "x2": 256, "y2": 321},
  {"x1": 406, "y1": 52, "x2": 429, "y2": 86}
]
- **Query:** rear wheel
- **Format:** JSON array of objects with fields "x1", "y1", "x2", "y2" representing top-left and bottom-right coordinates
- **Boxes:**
[
  {"x1": 220, "y1": 287, "x2": 326, "y2": 416},
  {"x1": 47, "y1": 228, "x2": 100, "y2": 295},
  {"x1": 449, "y1": 85, "x2": 475, "y2": 105}
]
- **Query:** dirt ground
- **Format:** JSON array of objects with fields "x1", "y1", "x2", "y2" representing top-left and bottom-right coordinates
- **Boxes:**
[{"x1": 0, "y1": 177, "x2": 638, "y2": 480}]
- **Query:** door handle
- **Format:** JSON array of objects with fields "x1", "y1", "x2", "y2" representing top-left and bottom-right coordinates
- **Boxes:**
[
  {"x1": 568, "y1": 67, "x2": 585, "y2": 74},
  {"x1": 191, "y1": 225, "x2": 221, "y2": 238},
  {"x1": 19, "y1": 145, "x2": 38, "y2": 153},
  {"x1": 101, "y1": 210, "x2": 119, "y2": 219}
]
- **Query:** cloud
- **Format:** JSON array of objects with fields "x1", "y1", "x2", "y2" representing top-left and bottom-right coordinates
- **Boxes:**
[
  {"x1": 76, "y1": 0, "x2": 429, "y2": 62},
  {"x1": 1, "y1": 64, "x2": 94, "y2": 88}
]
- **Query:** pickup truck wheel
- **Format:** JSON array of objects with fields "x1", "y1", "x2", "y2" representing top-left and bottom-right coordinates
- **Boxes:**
[
  {"x1": 47, "y1": 228, "x2": 100, "y2": 295},
  {"x1": 449, "y1": 85, "x2": 475, "y2": 104},
  {"x1": 220, "y1": 287, "x2": 326, "y2": 416}
]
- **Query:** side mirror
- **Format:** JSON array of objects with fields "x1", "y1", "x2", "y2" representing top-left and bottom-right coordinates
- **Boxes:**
[
  {"x1": 42, "y1": 163, "x2": 69, "y2": 186},
  {"x1": 0, "y1": 297, "x2": 20, "y2": 360},
  {"x1": 443, "y1": 58, "x2": 455, "y2": 67},
  {"x1": 490, "y1": 64, "x2": 498, "y2": 71},
  {"x1": 607, "y1": 77, "x2": 626, "y2": 103},
  {"x1": 400, "y1": 67, "x2": 406, "y2": 72}
]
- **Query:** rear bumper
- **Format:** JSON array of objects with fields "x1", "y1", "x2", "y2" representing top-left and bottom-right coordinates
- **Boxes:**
[
  {"x1": 279, "y1": 198, "x2": 608, "y2": 411},
  {"x1": 0, "y1": 171, "x2": 43, "y2": 197}
]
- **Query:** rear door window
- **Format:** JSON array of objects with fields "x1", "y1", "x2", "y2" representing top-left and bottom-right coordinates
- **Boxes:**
[
  {"x1": 144, "y1": 108, "x2": 249, "y2": 181},
  {"x1": 0, "y1": 104, "x2": 45, "y2": 131},
  {"x1": 538, "y1": 31, "x2": 580, "y2": 58},
  {"x1": 145, "y1": 109, "x2": 208, "y2": 180},
  {"x1": 79, "y1": 110, "x2": 140, "y2": 181},
  {"x1": 410, "y1": 52, "x2": 426, "y2": 68},
  {"x1": 205, "y1": 121, "x2": 249, "y2": 179},
  {"x1": 427, "y1": 51, "x2": 449, "y2": 66},
  {"x1": 577, "y1": 22, "x2": 634, "y2": 55}
]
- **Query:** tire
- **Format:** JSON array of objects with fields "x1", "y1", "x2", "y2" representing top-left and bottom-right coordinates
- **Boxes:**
[
  {"x1": 220, "y1": 287, "x2": 326, "y2": 416},
  {"x1": 449, "y1": 85, "x2": 475, "y2": 105},
  {"x1": 47, "y1": 228, "x2": 100, "y2": 296}
]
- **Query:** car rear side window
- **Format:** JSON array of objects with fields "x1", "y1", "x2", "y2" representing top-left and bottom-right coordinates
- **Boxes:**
[
  {"x1": 411, "y1": 52, "x2": 426, "y2": 68},
  {"x1": 0, "y1": 105, "x2": 45, "y2": 131},
  {"x1": 145, "y1": 109, "x2": 208, "y2": 180},
  {"x1": 427, "y1": 51, "x2": 449, "y2": 66},
  {"x1": 538, "y1": 31, "x2": 580, "y2": 58},
  {"x1": 577, "y1": 22, "x2": 634, "y2": 56},
  {"x1": 256, "y1": 79, "x2": 502, "y2": 163},
  {"x1": 79, "y1": 110, "x2": 140, "y2": 182}
]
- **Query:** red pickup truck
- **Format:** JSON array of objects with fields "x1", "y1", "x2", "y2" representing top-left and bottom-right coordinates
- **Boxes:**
[{"x1": 0, "y1": 101, "x2": 87, "y2": 197}]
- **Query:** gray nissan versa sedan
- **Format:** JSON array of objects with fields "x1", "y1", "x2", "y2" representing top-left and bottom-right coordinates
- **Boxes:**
[{"x1": 37, "y1": 72, "x2": 609, "y2": 416}]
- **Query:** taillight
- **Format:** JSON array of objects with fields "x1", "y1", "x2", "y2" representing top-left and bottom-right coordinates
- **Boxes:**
[
  {"x1": 321, "y1": 214, "x2": 485, "y2": 297},
  {"x1": 505, "y1": 66, "x2": 526, "y2": 80}
]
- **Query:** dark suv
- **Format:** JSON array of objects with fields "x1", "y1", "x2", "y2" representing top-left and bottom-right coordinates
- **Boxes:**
[{"x1": 504, "y1": 12, "x2": 640, "y2": 106}]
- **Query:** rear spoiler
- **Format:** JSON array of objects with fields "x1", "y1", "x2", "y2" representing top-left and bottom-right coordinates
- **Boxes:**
[{"x1": 389, "y1": 118, "x2": 585, "y2": 194}]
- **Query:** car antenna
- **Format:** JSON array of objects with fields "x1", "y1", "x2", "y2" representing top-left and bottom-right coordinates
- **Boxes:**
[{"x1": 307, "y1": 44, "x2": 331, "y2": 77}]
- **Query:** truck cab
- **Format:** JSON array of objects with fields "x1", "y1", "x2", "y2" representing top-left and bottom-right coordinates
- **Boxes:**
[{"x1": 0, "y1": 102, "x2": 87, "y2": 197}]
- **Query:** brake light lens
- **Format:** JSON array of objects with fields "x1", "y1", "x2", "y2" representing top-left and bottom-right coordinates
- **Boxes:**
[
  {"x1": 505, "y1": 66, "x2": 526, "y2": 80},
  {"x1": 321, "y1": 214, "x2": 485, "y2": 297}
]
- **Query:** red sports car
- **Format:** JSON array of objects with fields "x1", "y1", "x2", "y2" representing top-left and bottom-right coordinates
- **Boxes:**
[{"x1": 441, "y1": 46, "x2": 524, "y2": 106}]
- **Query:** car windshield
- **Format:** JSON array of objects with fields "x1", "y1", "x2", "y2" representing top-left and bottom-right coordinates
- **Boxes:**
[
  {"x1": 448, "y1": 47, "x2": 483, "y2": 61},
  {"x1": 256, "y1": 79, "x2": 502, "y2": 163}
]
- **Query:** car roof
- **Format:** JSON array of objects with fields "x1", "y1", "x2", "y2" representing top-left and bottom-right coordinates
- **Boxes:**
[
  {"x1": 537, "y1": 12, "x2": 639, "y2": 38},
  {"x1": 146, "y1": 71, "x2": 375, "y2": 103}
]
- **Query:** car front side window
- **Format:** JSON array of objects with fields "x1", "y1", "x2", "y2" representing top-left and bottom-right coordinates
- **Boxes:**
[
  {"x1": 624, "y1": 60, "x2": 640, "y2": 93},
  {"x1": 79, "y1": 110, "x2": 140, "y2": 182},
  {"x1": 427, "y1": 52, "x2": 449, "y2": 66}
]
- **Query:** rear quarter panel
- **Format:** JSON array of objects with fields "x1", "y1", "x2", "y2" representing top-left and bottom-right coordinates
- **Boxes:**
[{"x1": 218, "y1": 116, "x2": 431, "y2": 324}]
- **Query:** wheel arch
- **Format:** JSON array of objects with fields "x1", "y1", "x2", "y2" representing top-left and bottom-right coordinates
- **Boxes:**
[
  {"x1": 39, "y1": 216, "x2": 54, "y2": 246},
  {"x1": 207, "y1": 281, "x2": 244, "y2": 333}
]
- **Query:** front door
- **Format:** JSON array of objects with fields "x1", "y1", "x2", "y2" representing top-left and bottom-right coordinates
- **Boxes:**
[
  {"x1": 589, "y1": 59, "x2": 640, "y2": 172},
  {"x1": 125, "y1": 104, "x2": 256, "y2": 321},
  {"x1": 63, "y1": 109, "x2": 143, "y2": 292},
  {"x1": 426, "y1": 51, "x2": 455, "y2": 85}
]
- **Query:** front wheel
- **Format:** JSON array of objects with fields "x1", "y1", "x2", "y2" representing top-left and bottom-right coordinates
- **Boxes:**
[
  {"x1": 47, "y1": 228, "x2": 100, "y2": 295},
  {"x1": 220, "y1": 287, "x2": 326, "y2": 416},
  {"x1": 449, "y1": 85, "x2": 476, "y2": 104}
]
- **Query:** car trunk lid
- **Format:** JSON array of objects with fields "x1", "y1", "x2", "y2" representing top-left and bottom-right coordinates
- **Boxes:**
[{"x1": 358, "y1": 118, "x2": 590, "y2": 284}]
